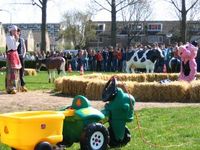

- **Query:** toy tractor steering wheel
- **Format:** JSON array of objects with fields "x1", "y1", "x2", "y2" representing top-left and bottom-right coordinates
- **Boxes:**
[{"x1": 102, "y1": 77, "x2": 118, "y2": 102}]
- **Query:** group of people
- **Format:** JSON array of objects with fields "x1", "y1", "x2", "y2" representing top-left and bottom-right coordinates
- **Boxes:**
[
  {"x1": 5, "y1": 25, "x2": 27, "y2": 94},
  {"x1": 61, "y1": 43, "x2": 184, "y2": 73},
  {"x1": 68, "y1": 47, "x2": 127, "y2": 72}
]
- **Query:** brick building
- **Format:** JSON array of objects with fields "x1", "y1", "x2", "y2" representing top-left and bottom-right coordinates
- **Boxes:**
[{"x1": 90, "y1": 21, "x2": 200, "y2": 48}]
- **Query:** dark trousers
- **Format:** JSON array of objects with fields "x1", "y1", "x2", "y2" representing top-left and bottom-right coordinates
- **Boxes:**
[
  {"x1": 19, "y1": 57, "x2": 25, "y2": 86},
  {"x1": 96, "y1": 61, "x2": 102, "y2": 72}
]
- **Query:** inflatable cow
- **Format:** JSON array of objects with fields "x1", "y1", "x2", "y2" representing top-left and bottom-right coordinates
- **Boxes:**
[{"x1": 126, "y1": 49, "x2": 164, "y2": 73}]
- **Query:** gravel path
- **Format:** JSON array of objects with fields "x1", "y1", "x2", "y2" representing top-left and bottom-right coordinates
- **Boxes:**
[{"x1": 0, "y1": 91, "x2": 200, "y2": 113}]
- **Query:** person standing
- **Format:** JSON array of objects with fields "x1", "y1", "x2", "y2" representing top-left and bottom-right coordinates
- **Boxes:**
[
  {"x1": 107, "y1": 46, "x2": 114, "y2": 72},
  {"x1": 96, "y1": 50, "x2": 103, "y2": 71},
  {"x1": 5, "y1": 25, "x2": 22, "y2": 94},
  {"x1": 102, "y1": 47, "x2": 108, "y2": 72},
  {"x1": 122, "y1": 47, "x2": 127, "y2": 72},
  {"x1": 117, "y1": 48, "x2": 122, "y2": 72},
  {"x1": 17, "y1": 28, "x2": 27, "y2": 92}
]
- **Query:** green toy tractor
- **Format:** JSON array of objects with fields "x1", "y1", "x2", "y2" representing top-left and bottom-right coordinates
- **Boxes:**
[
  {"x1": 0, "y1": 77, "x2": 135, "y2": 150},
  {"x1": 59, "y1": 77, "x2": 135, "y2": 149}
]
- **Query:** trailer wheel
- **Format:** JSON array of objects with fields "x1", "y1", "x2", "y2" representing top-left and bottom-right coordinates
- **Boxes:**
[
  {"x1": 34, "y1": 142, "x2": 53, "y2": 150},
  {"x1": 80, "y1": 123, "x2": 109, "y2": 150},
  {"x1": 108, "y1": 126, "x2": 131, "y2": 147}
]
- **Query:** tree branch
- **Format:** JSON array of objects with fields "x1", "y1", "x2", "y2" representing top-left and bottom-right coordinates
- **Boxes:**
[
  {"x1": 116, "y1": 0, "x2": 139, "y2": 12},
  {"x1": 39, "y1": 0, "x2": 44, "y2": 5},
  {"x1": 93, "y1": 0, "x2": 111, "y2": 12},
  {"x1": 169, "y1": 0, "x2": 181, "y2": 12},
  {"x1": 116, "y1": 0, "x2": 126, "y2": 7},
  {"x1": 186, "y1": 0, "x2": 199, "y2": 12},
  {"x1": 105, "y1": 0, "x2": 111, "y2": 6},
  {"x1": 32, "y1": 0, "x2": 42, "y2": 8}
]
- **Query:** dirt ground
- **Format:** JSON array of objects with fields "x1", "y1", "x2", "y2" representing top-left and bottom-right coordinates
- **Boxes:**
[{"x1": 0, "y1": 90, "x2": 200, "y2": 113}]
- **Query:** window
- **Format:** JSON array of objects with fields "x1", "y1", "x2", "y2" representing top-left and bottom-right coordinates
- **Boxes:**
[
  {"x1": 96, "y1": 24, "x2": 105, "y2": 32},
  {"x1": 188, "y1": 23, "x2": 200, "y2": 32},
  {"x1": 99, "y1": 37, "x2": 103, "y2": 43},
  {"x1": 130, "y1": 23, "x2": 143, "y2": 31},
  {"x1": 148, "y1": 23, "x2": 162, "y2": 32},
  {"x1": 148, "y1": 35, "x2": 163, "y2": 43}
]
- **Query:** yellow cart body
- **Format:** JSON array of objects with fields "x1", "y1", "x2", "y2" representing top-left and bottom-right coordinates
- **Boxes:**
[{"x1": 0, "y1": 111, "x2": 65, "y2": 150}]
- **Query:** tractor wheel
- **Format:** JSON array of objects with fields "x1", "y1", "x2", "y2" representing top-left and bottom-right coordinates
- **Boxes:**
[
  {"x1": 34, "y1": 142, "x2": 53, "y2": 150},
  {"x1": 108, "y1": 126, "x2": 131, "y2": 148},
  {"x1": 11, "y1": 148, "x2": 16, "y2": 150},
  {"x1": 80, "y1": 123, "x2": 109, "y2": 150}
]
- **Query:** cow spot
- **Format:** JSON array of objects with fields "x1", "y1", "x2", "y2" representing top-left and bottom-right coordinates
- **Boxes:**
[
  {"x1": 146, "y1": 50, "x2": 159, "y2": 63},
  {"x1": 126, "y1": 51, "x2": 135, "y2": 61},
  {"x1": 137, "y1": 51, "x2": 145, "y2": 59},
  {"x1": 141, "y1": 57, "x2": 146, "y2": 62},
  {"x1": 134, "y1": 56, "x2": 138, "y2": 61}
]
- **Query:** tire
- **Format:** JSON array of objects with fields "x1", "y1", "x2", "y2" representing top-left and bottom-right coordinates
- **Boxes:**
[
  {"x1": 34, "y1": 142, "x2": 53, "y2": 150},
  {"x1": 11, "y1": 148, "x2": 16, "y2": 150},
  {"x1": 80, "y1": 123, "x2": 109, "y2": 150},
  {"x1": 108, "y1": 126, "x2": 131, "y2": 148}
]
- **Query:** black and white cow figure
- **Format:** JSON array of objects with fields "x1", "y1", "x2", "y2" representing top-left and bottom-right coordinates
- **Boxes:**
[
  {"x1": 36, "y1": 56, "x2": 66, "y2": 83},
  {"x1": 126, "y1": 48, "x2": 164, "y2": 73}
]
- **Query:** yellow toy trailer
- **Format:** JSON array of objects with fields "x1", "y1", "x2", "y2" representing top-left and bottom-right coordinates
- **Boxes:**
[{"x1": 0, "y1": 111, "x2": 65, "y2": 150}]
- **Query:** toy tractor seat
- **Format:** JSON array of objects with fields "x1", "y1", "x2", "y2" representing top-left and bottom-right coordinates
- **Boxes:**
[
  {"x1": 71, "y1": 95, "x2": 91, "y2": 110},
  {"x1": 102, "y1": 77, "x2": 118, "y2": 102},
  {"x1": 71, "y1": 95, "x2": 105, "y2": 120}
]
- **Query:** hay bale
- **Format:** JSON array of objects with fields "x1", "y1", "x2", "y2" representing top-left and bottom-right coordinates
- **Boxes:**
[
  {"x1": 132, "y1": 81, "x2": 190, "y2": 102},
  {"x1": 189, "y1": 80, "x2": 200, "y2": 102},
  {"x1": 62, "y1": 77, "x2": 90, "y2": 96},
  {"x1": 114, "y1": 74, "x2": 146, "y2": 82},
  {"x1": 86, "y1": 80, "x2": 106, "y2": 100},
  {"x1": 54, "y1": 77, "x2": 64, "y2": 92},
  {"x1": 85, "y1": 80, "x2": 135, "y2": 100},
  {"x1": 24, "y1": 68, "x2": 37, "y2": 76}
]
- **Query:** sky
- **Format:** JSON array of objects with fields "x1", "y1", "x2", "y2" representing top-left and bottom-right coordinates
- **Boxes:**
[{"x1": 0, "y1": 0, "x2": 178, "y2": 24}]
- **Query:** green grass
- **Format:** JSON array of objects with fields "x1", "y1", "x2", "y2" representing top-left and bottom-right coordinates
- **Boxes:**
[
  {"x1": 0, "y1": 70, "x2": 119, "y2": 91},
  {"x1": 1, "y1": 107, "x2": 200, "y2": 150},
  {"x1": 0, "y1": 71, "x2": 95, "y2": 91},
  {"x1": 0, "y1": 71, "x2": 55, "y2": 91}
]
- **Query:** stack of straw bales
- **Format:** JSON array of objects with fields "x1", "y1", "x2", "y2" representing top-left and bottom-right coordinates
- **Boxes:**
[
  {"x1": 62, "y1": 77, "x2": 90, "y2": 96},
  {"x1": 132, "y1": 81, "x2": 190, "y2": 102},
  {"x1": 189, "y1": 80, "x2": 200, "y2": 102},
  {"x1": 54, "y1": 77, "x2": 64, "y2": 92},
  {"x1": 24, "y1": 68, "x2": 37, "y2": 76},
  {"x1": 54, "y1": 73, "x2": 200, "y2": 102}
]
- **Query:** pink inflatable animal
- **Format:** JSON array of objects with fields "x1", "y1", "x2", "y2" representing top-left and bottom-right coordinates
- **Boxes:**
[{"x1": 178, "y1": 42, "x2": 198, "y2": 82}]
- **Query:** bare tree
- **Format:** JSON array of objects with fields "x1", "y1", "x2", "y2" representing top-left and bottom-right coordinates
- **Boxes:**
[
  {"x1": 167, "y1": 0, "x2": 200, "y2": 43},
  {"x1": 120, "y1": 0, "x2": 151, "y2": 45},
  {"x1": 91, "y1": 0, "x2": 140, "y2": 47},
  {"x1": 32, "y1": 0, "x2": 48, "y2": 52},
  {"x1": 61, "y1": 10, "x2": 96, "y2": 49}
]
